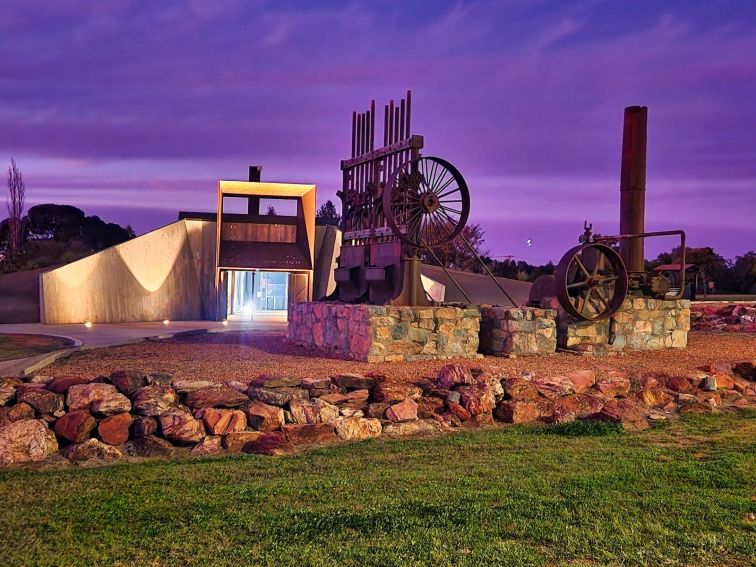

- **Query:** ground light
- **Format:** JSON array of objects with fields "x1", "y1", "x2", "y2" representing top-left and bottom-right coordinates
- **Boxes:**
[
  {"x1": 162, "y1": 319, "x2": 170, "y2": 325},
  {"x1": 84, "y1": 321, "x2": 92, "y2": 328},
  {"x1": 222, "y1": 320, "x2": 229, "y2": 326}
]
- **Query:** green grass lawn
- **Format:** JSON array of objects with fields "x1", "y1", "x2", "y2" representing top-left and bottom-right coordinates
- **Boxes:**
[{"x1": 1, "y1": 411, "x2": 754, "y2": 566}]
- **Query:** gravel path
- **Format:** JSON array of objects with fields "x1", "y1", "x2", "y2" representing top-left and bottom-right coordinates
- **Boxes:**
[{"x1": 40, "y1": 330, "x2": 756, "y2": 385}]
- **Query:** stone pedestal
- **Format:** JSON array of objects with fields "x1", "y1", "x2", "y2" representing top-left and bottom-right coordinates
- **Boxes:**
[
  {"x1": 286, "y1": 303, "x2": 482, "y2": 362},
  {"x1": 479, "y1": 306, "x2": 558, "y2": 356}
]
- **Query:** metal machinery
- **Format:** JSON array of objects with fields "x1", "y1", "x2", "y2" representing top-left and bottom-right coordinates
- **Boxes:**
[
  {"x1": 335, "y1": 91, "x2": 516, "y2": 307},
  {"x1": 549, "y1": 106, "x2": 687, "y2": 321}
]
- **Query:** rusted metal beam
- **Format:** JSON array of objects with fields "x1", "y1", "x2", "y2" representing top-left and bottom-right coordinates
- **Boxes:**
[{"x1": 619, "y1": 105, "x2": 648, "y2": 274}]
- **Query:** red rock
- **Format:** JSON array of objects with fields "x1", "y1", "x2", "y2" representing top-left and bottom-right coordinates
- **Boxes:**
[
  {"x1": 132, "y1": 386, "x2": 178, "y2": 416},
  {"x1": 416, "y1": 397, "x2": 444, "y2": 418},
  {"x1": 637, "y1": 388, "x2": 673, "y2": 407},
  {"x1": 733, "y1": 361, "x2": 755, "y2": 381},
  {"x1": 63, "y1": 438, "x2": 122, "y2": 462},
  {"x1": 594, "y1": 370, "x2": 631, "y2": 397},
  {"x1": 0, "y1": 403, "x2": 34, "y2": 428},
  {"x1": 191, "y1": 435, "x2": 224, "y2": 456},
  {"x1": 495, "y1": 400, "x2": 539, "y2": 424},
  {"x1": 0, "y1": 419, "x2": 58, "y2": 464},
  {"x1": 131, "y1": 416, "x2": 158, "y2": 438},
  {"x1": 66, "y1": 383, "x2": 120, "y2": 412},
  {"x1": 365, "y1": 402, "x2": 390, "y2": 419},
  {"x1": 171, "y1": 379, "x2": 219, "y2": 395},
  {"x1": 158, "y1": 411, "x2": 206, "y2": 444},
  {"x1": 385, "y1": 398, "x2": 418, "y2": 422},
  {"x1": 457, "y1": 382, "x2": 497, "y2": 415},
  {"x1": 665, "y1": 376, "x2": 693, "y2": 394},
  {"x1": 318, "y1": 392, "x2": 348, "y2": 404},
  {"x1": 332, "y1": 373, "x2": 376, "y2": 391},
  {"x1": 54, "y1": 410, "x2": 96, "y2": 442},
  {"x1": 108, "y1": 370, "x2": 148, "y2": 396},
  {"x1": 289, "y1": 398, "x2": 340, "y2": 424},
  {"x1": 242, "y1": 431, "x2": 292, "y2": 455},
  {"x1": 502, "y1": 377, "x2": 538, "y2": 400},
  {"x1": 184, "y1": 387, "x2": 248, "y2": 409},
  {"x1": 345, "y1": 389, "x2": 371, "y2": 403},
  {"x1": 679, "y1": 401, "x2": 714, "y2": 415},
  {"x1": 98, "y1": 413, "x2": 132, "y2": 445},
  {"x1": 435, "y1": 364, "x2": 474, "y2": 389},
  {"x1": 713, "y1": 373, "x2": 735, "y2": 390},
  {"x1": 696, "y1": 391, "x2": 722, "y2": 407},
  {"x1": 46, "y1": 375, "x2": 93, "y2": 394},
  {"x1": 465, "y1": 413, "x2": 494, "y2": 428},
  {"x1": 223, "y1": 431, "x2": 263, "y2": 453},
  {"x1": 565, "y1": 370, "x2": 595, "y2": 394},
  {"x1": 382, "y1": 419, "x2": 445, "y2": 437},
  {"x1": 0, "y1": 385, "x2": 15, "y2": 406},
  {"x1": 201, "y1": 408, "x2": 247, "y2": 435},
  {"x1": 532, "y1": 375, "x2": 575, "y2": 399},
  {"x1": 332, "y1": 417, "x2": 382, "y2": 441},
  {"x1": 371, "y1": 383, "x2": 422, "y2": 403},
  {"x1": 245, "y1": 402, "x2": 285, "y2": 432},
  {"x1": 549, "y1": 396, "x2": 582, "y2": 423},
  {"x1": 126, "y1": 435, "x2": 175, "y2": 458},
  {"x1": 248, "y1": 387, "x2": 308, "y2": 407},
  {"x1": 16, "y1": 388, "x2": 64, "y2": 415},
  {"x1": 593, "y1": 399, "x2": 649, "y2": 431},
  {"x1": 249, "y1": 375, "x2": 302, "y2": 388},
  {"x1": 282, "y1": 423, "x2": 338, "y2": 446},
  {"x1": 447, "y1": 401, "x2": 471, "y2": 421},
  {"x1": 90, "y1": 393, "x2": 132, "y2": 416}
]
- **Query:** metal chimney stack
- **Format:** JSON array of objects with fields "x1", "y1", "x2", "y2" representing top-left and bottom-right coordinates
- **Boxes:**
[{"x1": 619, "y1": 106, "x2": 648, "y2": 274}]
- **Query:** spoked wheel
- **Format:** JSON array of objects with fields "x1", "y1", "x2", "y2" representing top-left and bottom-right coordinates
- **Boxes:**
[
  {"x1": 554, "y1": 243, "x2": 628, "y2": 321},
  {"x1": 383, "y1": 157, "x2": 470, "y2": 248}
]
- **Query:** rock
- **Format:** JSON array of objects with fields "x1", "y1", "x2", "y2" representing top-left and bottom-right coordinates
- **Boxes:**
[
  {"x1": 132, "y1": 385, "x2": 178, "y2": 416},
  {"x1": 332, "y1": 417, "x2": 382, "y2": 441},
  {"x1": 548, "y1": 396, "x2": 582, "y2": 424},
  {"x1": 28, "y1": 375, "x2": 53, "y2": 385},
  {"x1": 457, "y1": 382, "x2": 496, "y2": 415},
  {"x1": 385, "y1": 398, "x2": 418, "y2": 422},
  {"x1": 319, "y1": 392, "x2": 349, "y2": 404},
  {"x1": 184, "y1": 387, "x2": 248, "y2": 409},
  {"x1": 382, "y1": 419, "x2": 445, "y2": 438},
  {"x1": 90, "y1": 393, "x2": 132, "y2": 416},
  {"x1": 109, "y1": 370, "x2": 148, "y2": 396},
  {"x1": 172, "y1": 379, "x2": 219, "y2": 395},
  {"x1": 223, "y1": 431, "x2": 263, "y2": 453},
  {"x1": 282, "y1": 423, "x2": 338, "y2": 446},
  {"x1": 533, "y1": 375, "x2": 575, "y2": 399},
  {"x1": 594, "y1": 370, "x2": 631, "y2": 398},
  {"x1": 502, "y1": 377, "x2": 538, "y2": 400},
  {"x1": 435, "y1": 364, "x2": 474, "y2": 389},
  {"x1": 495, "y1": 400, "x2": 539, "y2": 424},
  {"x1": 700, "y1": 375, "x2": 718, "y2": 391},
  {"x1": 565, "y1": 370, "x2": 596, "y2": 394},
  {"x1": 147, "y1": 372, "x2": 173, "y2": 387},
  {"x1": 445, "y1": 390, "x2": 462, "y2": 404},
  {"x1": 0, "y1": 403, "x2": 35, "y2": 428},
  {"x1": 365, "y1": 402, "x2": 390, "y2": 419},
  {"x1": 245, "y1": 402, "x2": 285, "y2": 432},
  {"x1": 301, "y1": 377, "x2": 332, "y2": 389},
  {"x1": 664, "y1": 375, "x2": 693, "y2": 394},
  {"x1": 46, "y1": 375, "x2": 93, "y2": 394},
  {"x1": 16, "y1": 388, "x2": 64, "y2": 415},
  {"x1": 158, "y1": 411, "x2": 206, "y2": 444},
  {"x1": 713, "y1": 373, "x2": 735, "y2": 390},
  {"x1": 191, "y1": 435, "x2": 224, "y2": 456},
  {"x1": 696, "y1": 391, "x2": 722, "y2": 407},
  {"x1": 248, "y1": 386, "x2": 308, "y2": 407},
  {"x1": 339, "y1": 407, "x2": 364, "y2": 418},
  {"x1": 125, "y1": 435, "x2": 175, "y2": 458},
  {"x1": 250, "y1": 375, "x2": 302, "y2": 388},
  {"x1": 0, "y1": 385, "x2": 16, "y2": 406},
  {"x1": 593, "y1": 399, "x2": 649, "y2": 431},
  {"x1": 447, "y1": 401, "x2": 471, "y2": 421},
  {"x1": 242, "y1": 431, "x2": 292, "y2": 455},
  {"x1": 225, "y1": 380, "x2": 250, "y2": 394},
  {"x1": 132, "y1": 416, "x2": 158, "y2": 438},
  {"x1": 54, "y1": 410, "x2": 96, "y2": 442},
  {"x1": 63, "y1": 438, "x2": 122, "y2": 462},
  {"x1": 66, "y1": 383, "x2": 120, "y2": 412},
  {"x1": 332, "y1": 373, "x2": 376, "y2": 391},
  {"x1": 679, "y1": 401, "x2": 714, "y2": 415},
  {"x1": 371, "y1": 383, "x2": 423, "y2": 403},
  {"x1": 416, "y1": 397, "x2": 444, "y2": 419},
  {"x1": 734, "y1": 361, "x2": 755, "y2": 381},
  {"x1": 289, "y1": 398, "x2": 340, "y2": 424},
  {"x1": 345, "y1": 389, "x2": 371, "y2": 403},
  {"x1": 98, "y1": 413, "x2": 132, "y2": 445},
  {"x1": 637, "y1": 388, "x2": 673, "y2": 407},
  {"x1": 201, "y1": 408, "x2": 247, "y2": 435},
  {"x1": 0, "y1": 419, "x2": 58, "y2": 465}
]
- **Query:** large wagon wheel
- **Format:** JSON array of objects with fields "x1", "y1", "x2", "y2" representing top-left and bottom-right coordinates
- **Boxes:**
[
  {"x1": 383, "y1": 157, "x2": 470, "y2": 248},
  {"x1": 555, "y1": 243, "x2": 628, "y2": 321}
]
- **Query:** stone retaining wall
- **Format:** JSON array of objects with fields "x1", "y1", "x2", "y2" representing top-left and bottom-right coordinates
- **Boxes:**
[
  {"x1": 556, "y1": 298, "x2": 691, "y2": 354},
  {"x1": 286, "y1": 303, "x2": 481, "y2": 362},
  {"x1": 479, "y1": 306, "x2": 558, "y2": 356}
]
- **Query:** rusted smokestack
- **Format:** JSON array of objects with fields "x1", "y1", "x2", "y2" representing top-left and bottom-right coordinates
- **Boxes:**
[{"x1": 619, "y1": 106, "x2": 647, "y2": 273}]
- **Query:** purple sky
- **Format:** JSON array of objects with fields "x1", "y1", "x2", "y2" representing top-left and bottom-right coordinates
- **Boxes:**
[{"x1": 2, "y1": 0, "x2": 755, "y2": 263}]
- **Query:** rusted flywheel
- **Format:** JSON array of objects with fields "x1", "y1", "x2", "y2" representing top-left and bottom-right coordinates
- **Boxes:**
[
  {"x1": 383, "y1": 156, "x2": 470, "y2": 248},
  {"x1": 554, "y1": 243, "x2": 628, "y2": 321}
]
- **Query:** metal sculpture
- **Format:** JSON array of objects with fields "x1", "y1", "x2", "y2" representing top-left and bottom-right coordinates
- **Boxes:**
[
  {"x1": 335, "y1": 91, "x2": 474, "y2": 305},
  {"x1": 550, "y1": 106, "x2": 687, "y2": 321}
]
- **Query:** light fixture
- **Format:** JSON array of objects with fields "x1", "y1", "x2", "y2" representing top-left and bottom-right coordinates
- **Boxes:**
[
  {"x1": 84, "y1": 321, "x2": 93, "y2": 328},
  {"x1": 162, "y1": 319, "x2": 170, "y2": 325},
  {"x1": 222, "y1": 320, "x2": 229, "y2": 326}
]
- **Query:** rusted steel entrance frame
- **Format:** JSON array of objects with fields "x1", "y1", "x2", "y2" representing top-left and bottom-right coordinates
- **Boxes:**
[{"x1": 619, "y1": 105, "x2": 647, "y2": 274}]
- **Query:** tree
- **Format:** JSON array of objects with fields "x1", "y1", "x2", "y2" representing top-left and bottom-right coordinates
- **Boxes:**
[
  {"x1": 6, "y1": 158, "x2": 25, "y2": 258},
  {"x1": 649, "y1": 246, "x2": 735, "y2": 292},
  {"x1": 316, "y1": 199, "x2": 341, "y2": 226},
  {"x1": 732, "y1": 252, "x2": 756, "y2": 294},
  {"x1": 422, "y1": 223, "x2": 489, "y2": 272},
  {"x1": 266, "y1": 205, "x2": 277, "y2": 216}
]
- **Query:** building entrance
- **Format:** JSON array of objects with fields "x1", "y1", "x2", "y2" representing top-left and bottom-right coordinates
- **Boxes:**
[{"x1": 227, "y1": 270, "x2": 289, "y2": 319}]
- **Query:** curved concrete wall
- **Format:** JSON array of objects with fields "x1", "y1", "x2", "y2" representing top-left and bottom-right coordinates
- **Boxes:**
[{"x1": 40, "y1": 220, "x2": 216, "y2": 324}]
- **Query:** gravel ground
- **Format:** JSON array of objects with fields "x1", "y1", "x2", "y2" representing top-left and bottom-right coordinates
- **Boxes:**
[{"x1": 41, "y1": 330, "x2": 756, "y2": 385}]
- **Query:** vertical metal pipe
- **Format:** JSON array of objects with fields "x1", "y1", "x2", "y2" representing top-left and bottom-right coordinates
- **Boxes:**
[
  {"x1": 619, "y1": 105, "x2": 648, "y2": 273},
  {"x1": 399, "y1": 99, "x2": 406, "y2": 142},
  {"x1": 405, "y1": 90, "x2": 412, "y2": 138}
]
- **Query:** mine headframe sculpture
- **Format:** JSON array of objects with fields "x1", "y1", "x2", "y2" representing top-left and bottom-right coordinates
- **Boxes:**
[
  {"x1": 335, "y1": 90, "x2": 510, "y2": 306},
  {"x1": 550, "y1": 106, "x2": 687, "y2": 321}
]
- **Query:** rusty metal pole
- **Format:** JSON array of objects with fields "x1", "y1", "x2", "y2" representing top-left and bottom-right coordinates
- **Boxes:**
[{"x1": 619, "y1": 106, "x2": 647, "y2": 275}]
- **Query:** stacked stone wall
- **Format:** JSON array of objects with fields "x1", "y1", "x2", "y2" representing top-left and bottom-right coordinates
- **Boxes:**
[
  {"x1": 479, "y1": 307, "x2": 558, "y2": 356},
  {"x1": 287, "y1": 303, "x2": 481, "y2": 362}
]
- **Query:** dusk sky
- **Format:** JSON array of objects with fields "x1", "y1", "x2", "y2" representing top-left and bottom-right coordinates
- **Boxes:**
[{"x1": 2, "y1": 0, "x2": 754, "y2": 264}]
